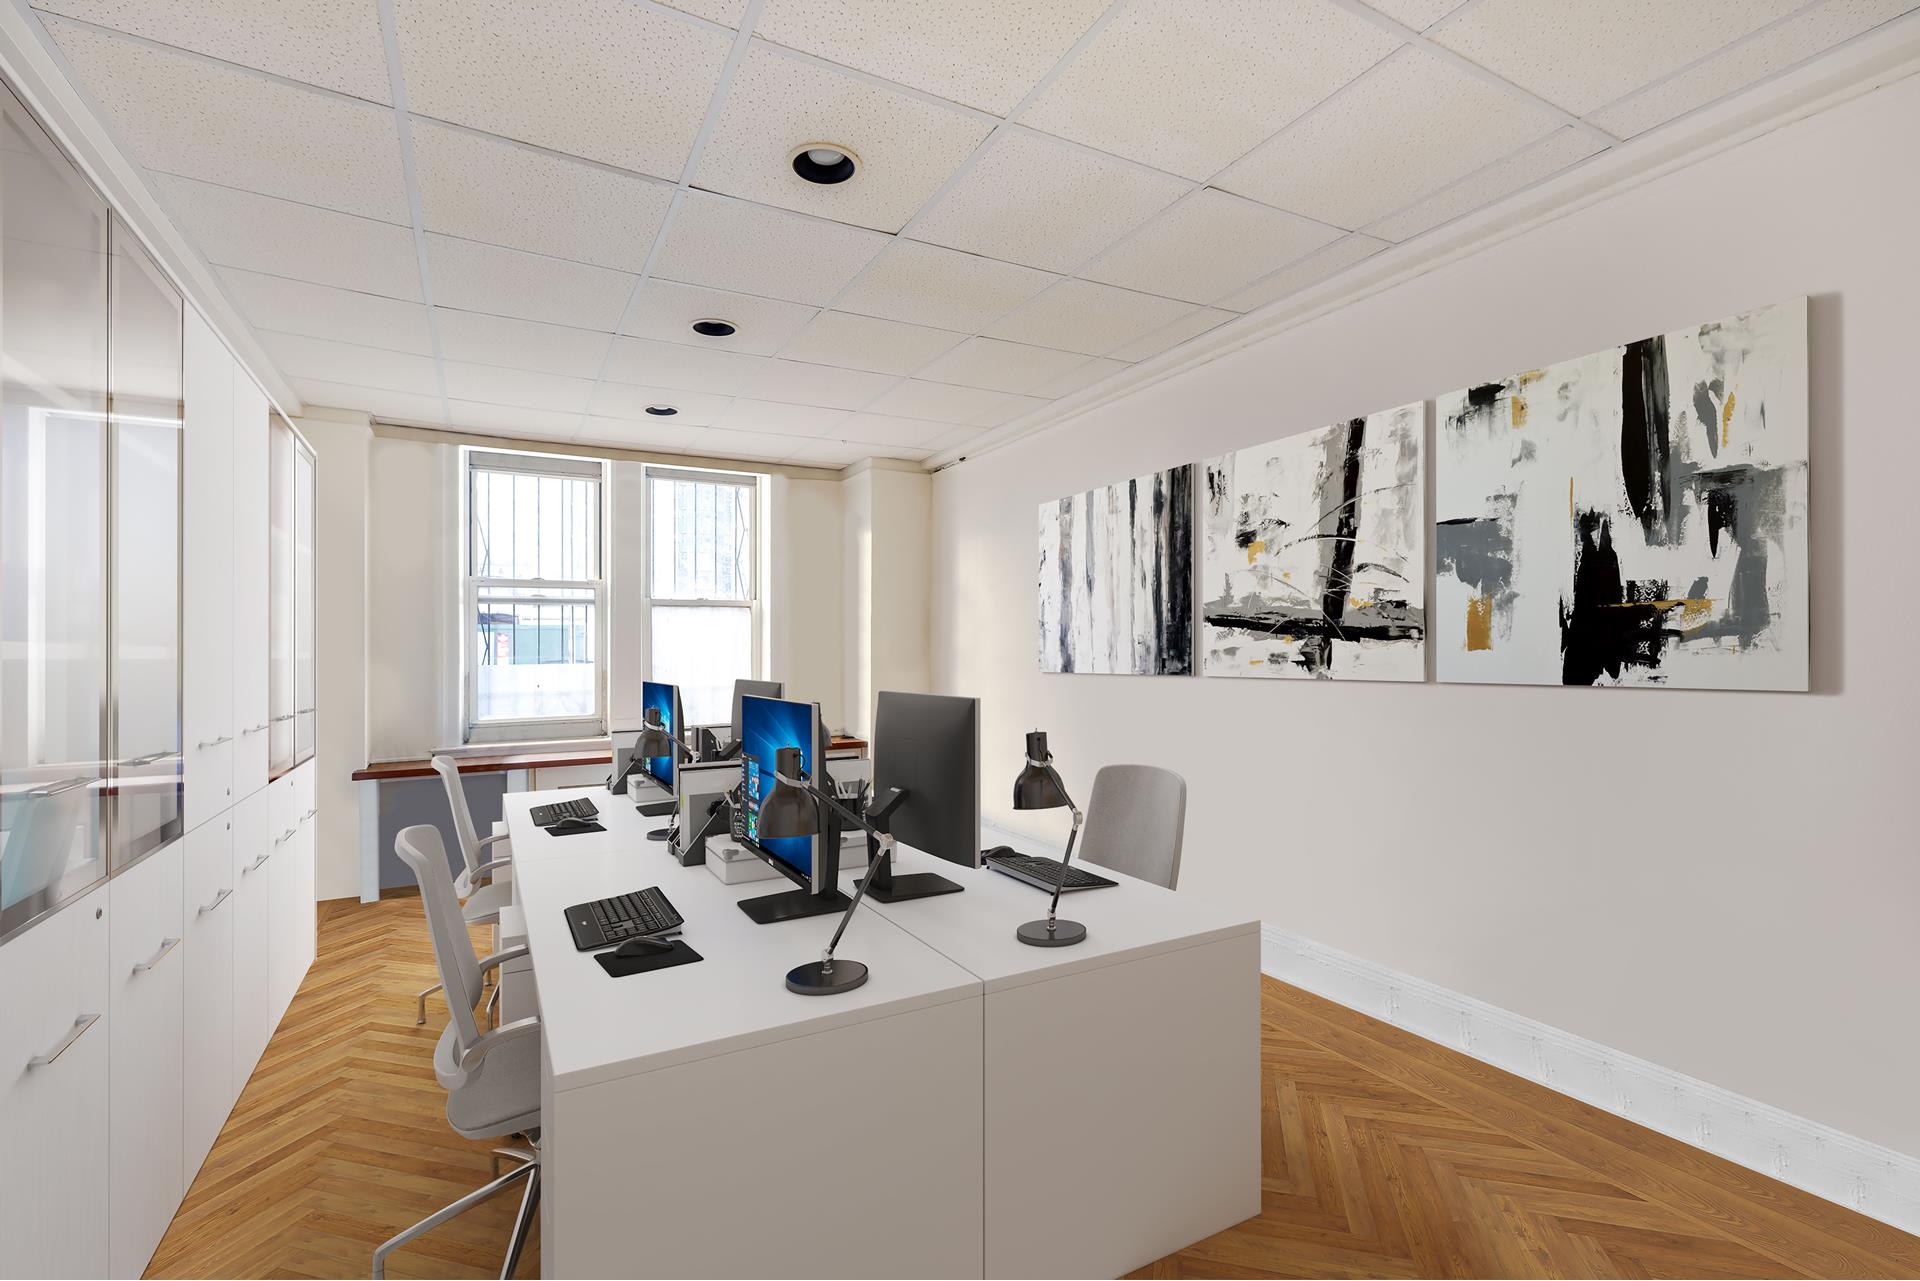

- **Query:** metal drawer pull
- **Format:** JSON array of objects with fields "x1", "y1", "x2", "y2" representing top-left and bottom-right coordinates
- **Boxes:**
[
  {"x1": 198, "y1": 887, "x2": 233, "y2": 915},
  {"x1": 274, "y1": 828, "x2": 296, "y2": 845},
  {"x1": 242, "y1": 723, "x2": 269, "y2": 735},
  {"x1": 26, "y1": 775, "x2": 96, "y2": 798},
  {"x1": 132, "y1": 937, "x2": 180, "y2": 975},
  {"x1": 271, "y1": 714, "x2": 296, "y2": 724},
  {"x1": 244, "y1": 851, "x2": 271, "y2": 874},
  {"x1": 196, "y1": 734, "x2": 235, "y2": 749},
  {"x1": 300, "y1": 808, "x2": 317, "y2": 823},
  {"x1": 28, "y1": 1012, "x2": 101, "y2": 1069}
]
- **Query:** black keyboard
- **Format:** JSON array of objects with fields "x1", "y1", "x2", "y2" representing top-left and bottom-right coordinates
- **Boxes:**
[
  {"x1": 533, "y1": 796, "x2": 600, "y2": 827},
  {"x1": 565, "y1": 886, "x2": 684, "y2": 951},
  {"x1": 984, "y1": 849, "x2": 1118, "y2": 893}
]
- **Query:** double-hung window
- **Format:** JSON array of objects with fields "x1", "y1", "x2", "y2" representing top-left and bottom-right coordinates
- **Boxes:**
[
  {"x1": 646, "y1": 466, "x2": 759, "y2": 727},
  {"x1": 465, "y1": 449, "x2": 605, "y2": 742}
]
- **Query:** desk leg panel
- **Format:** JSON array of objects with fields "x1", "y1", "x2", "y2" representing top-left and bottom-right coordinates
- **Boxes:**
[
  {"x1": 985, "y1": 932, "x2": 1261, "y2": 1279},
  {"x1": 545, "y1": 994, "x2": 985, "y2": 1278}
]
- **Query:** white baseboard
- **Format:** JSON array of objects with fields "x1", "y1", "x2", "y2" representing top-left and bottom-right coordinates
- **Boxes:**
[{"x1": 1261, "y1": 924, "x2": 1920, "y2": 1238}]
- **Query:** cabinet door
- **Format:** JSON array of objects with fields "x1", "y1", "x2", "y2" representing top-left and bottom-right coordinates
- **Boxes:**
[
  {"x1": 229, "y1": 787, "x2": 272, "y2": 1083},
  {"x1": 182, "y1": 310, "x2": 235, "y2": 830},
  {"x1": 293, "y1": 441, "x2": 315, "y2": 764},
  {"x1": 183, "y1": 816, "x2": 234, "y2": 1183},
  {"x1": 107, "y1": 838, "x2": 185, "y2": 1280},
  {"x1": 0, "y1": 887, "x2": 111, "y2": 1280},
  {"x1": 231, "y1": 374, "x2": 270, "y2": 800},
  {"x1": 266, "y1": 774, "x2": 301, "y2": 1020},
  {"x1": 295, "y1": 762, "x2": 318, "y2": 974}
]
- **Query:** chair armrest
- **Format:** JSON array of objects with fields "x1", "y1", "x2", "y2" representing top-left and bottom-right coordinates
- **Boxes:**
[
  {"x1": 476, "y1": 945, "x2": 530, "y2": 976},
  {"x1": 457, "y1": 1016, "x2": 540, "y2": 1073},
  {"x1": 479, "y1": 832, "x2": 512, "y2": 850},
  {"x1": 473, "y1": 856, "x2": 513, "y2": 879}
]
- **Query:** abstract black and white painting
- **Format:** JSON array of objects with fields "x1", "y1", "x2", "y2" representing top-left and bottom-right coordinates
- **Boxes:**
[
  {"x1": 1435, "y1": 297, "x2": 1808, "y2": 689},
  {"x1": 1037, "y1": 464, "x2": 1194, "y2": 675},
  {"x1": 1200, "y1": 403, "x2": 1425, "y2": 680}
]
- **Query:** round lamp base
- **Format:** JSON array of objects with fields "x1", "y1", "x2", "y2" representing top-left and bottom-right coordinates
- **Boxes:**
[
  {"x1": 786, "y1": 958, "x2": 870, "y2": 995},
  {"x1": 1017, "y1": 918, "x2": 1087, "y2": 947},
  {"x1": 645, "y1": 829, "x2": 673, "y2": 842}
]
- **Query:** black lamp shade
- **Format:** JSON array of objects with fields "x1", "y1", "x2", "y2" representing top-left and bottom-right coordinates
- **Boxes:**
[
  {"x1": 636, "y1": 706, "x2": 675, "y2": 757},
  {"x1": 1013, "y1": 730, "x2": 1069, "y2": 810},
  {"x1": 756, "y1": 746, "x2": 820, "y2": 838}
]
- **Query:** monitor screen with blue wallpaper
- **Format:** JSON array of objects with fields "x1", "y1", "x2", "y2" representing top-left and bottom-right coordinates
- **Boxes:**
[
  {"x1": 739, "y1": 693, "x2": 821, "y2": 882},
  {"x1": 640, "y1": 680, "x2": 681, "y2": 791}
]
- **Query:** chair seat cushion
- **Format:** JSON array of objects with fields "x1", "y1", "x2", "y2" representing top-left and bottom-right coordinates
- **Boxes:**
[
  {"x1": 462, "y1": 881, "x2": 511, "y2": 924},
  {"x1": 446, "y1": 1030, "x2": 541, "y2": 1138}
]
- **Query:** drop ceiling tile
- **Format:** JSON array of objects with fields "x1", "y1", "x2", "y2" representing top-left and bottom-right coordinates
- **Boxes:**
[
  {"x1": 656, "y1": 0, "x2": 747, "y2": 24},
  {"x1": 776, "y1": 310, "x2": 966, "y2": 376},
  {"x1": 412, "y1": 121, "x2": 673, "y2": 272},
  {"x1": 46, "y1": 18, "x2": 407, "y2": 221},
  {"x1": 221, "y1": 268, "x2": 434, "y2": 355},
  {"x1": 446, "y1": 398, "x2": 584, "y2": 439},
  {"x1": 714, "y1": 398, "x2": 852, "y2": 437},
  {"x1": 694, "y1": 427, "x2": 811, "y2": 460},
  {"x1": 653, "y1": 189, "x2": 890, "y2": 305},
  {"x1": 1105, "y1": 307, "x2": 1235, "y2": 362},
  {"x1": 261, "y1": 330, "x2": 442, "y2": 396},
  {"x1": 425, "y1": 234, "x2": 636, "y2": 330},
  {"x1": 157, "y1": 176, "x2": 422, "y2": 298},
  {"x1": 1433, "y1": 0, "x2": 1804, "y2": 116},
  {"x1": 291, "y1": 377, "x2": 443, "y2": 423},
  {"x1": 741, "y1": 359, "x2": 899, "y2": 410},
  {"x1": 910, "y1": 129, "x2": 1192, "y2": 274},
  {"x1": 779, "y1": 438, "x2": 872, "y2": 467},
  {"x1": 968, "y1": 393, "x2": 1048, "y2": 429},
  {"x1": 1216, "y1": 47, "x2": 1562, "y2": 230},
  {"x1": 442, "y1": 361, "x2": 598, "y2": 412},
  {"x1": 575, "y1": 415, "x2": 713, "y2": 452},
  {"x1": 1588, "y1": 0, "x2": 1919, "y2": 137},
  {"x1": 33, "y1": 0, "x2": 393, "y2": 101},
  {"x1": 1215, "y1": 236, "x2": 1389, "y2": 312},
  {"x1": 692, "y1": 45, "x2": 994, "y2": 233},
  {"x1": 393, "y1": 0, "x2": 730, "y2": 177},
  {"x1": 755, "y1": 0, "x2": 1111, "y2": 116},
  {"x1": 621, "y1": 279, "x2": 818, "y2": 355},
  {"x1": 916, "y1": 337, "x2": 1091, "y2": 395},
  {"x1": 864, "y1": 378, "x2": 1020, "y2": 424},
  {"x1": 985, "y1": 279, "x2": 1194, "y2": 358},
  {"x1": 927, "y1": 424, "x2": 986, "y2": 453},
  {"x1": 604, "y1": 336, "x2": 770, "y2": 395},
  {"x1": 835, "y1": 239, "x2": 1058, "y2": 332},
  {"x1": 838, "y1": 413, "x2": 954, "y2": 448},
  {"x1": 434, "y1": 310, "x2": 613, "y2": 379},
  {"x1": 1028, "y1": 355, "x2": 1128, "y2": 400},
  {"x1": 1365, "y1": 129, "x2": 1605, "y2": 241},
  {"x1": 1363, "y1": 0, "x2": 1471, "y2": 31},
  {"x1": 1081, "y1": 188, "x2": 1343, "y2": 306},
  {"x1": 591, "y1": 381, "x2": 731, "y2": 425},
  {"x1": 1019, "y1": 0, "x2": 1402, "y2": 180}
]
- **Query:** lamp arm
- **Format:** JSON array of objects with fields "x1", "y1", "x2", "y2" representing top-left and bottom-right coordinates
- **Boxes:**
[{"x1": 1042, "y1": 762, "x2": 1082, "y2": 926}]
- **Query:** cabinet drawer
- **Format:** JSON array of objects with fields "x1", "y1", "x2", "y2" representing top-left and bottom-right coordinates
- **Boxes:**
[{"x1": 184, "y1": 818, "x2": 235, "y2": 1184}]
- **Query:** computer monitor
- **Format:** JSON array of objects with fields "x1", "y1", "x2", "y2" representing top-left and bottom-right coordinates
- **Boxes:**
[
  {"x1": 736, "y1": 693, "x2": 848, "y2": 924},
  {"x1": 639, "y1": 680, "x2": 683, "y2": 794},
  {"x1": 861, "y1": 691, "x2": 980, "y2": 901},
  {"x1": 730, "y1": 678, "x2": 784, "y2": 744}
]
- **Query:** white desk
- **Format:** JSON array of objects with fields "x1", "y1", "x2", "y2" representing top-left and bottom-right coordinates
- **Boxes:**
[{"x1": 506, "y1": 789, "x2": 1259, "y2": 1279}]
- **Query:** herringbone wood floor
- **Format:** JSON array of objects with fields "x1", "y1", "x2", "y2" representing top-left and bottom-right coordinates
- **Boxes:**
[{"x1": 149, "y1": 895, "x2": 1920, "y2": 1279}]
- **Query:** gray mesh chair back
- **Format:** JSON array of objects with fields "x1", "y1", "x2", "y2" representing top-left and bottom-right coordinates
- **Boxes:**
[
  {"x1": 431, "y1": 755, "x2": 483, "y2": 882},
  {"x1": 394, "y1": 824, "x2": 486, "y2": 1068},
  {"x1": 1078, "y1": 765, "x2": 1187, "y2": 890}
]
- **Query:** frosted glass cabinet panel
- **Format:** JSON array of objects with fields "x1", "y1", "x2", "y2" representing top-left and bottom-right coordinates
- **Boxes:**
[
  {"x1": 293, "y1": 440, "x2": 315, "y2": 765},
  {"x1": 106, "y1": 215, "x2": 183, "y2": 870},
  {"x1": 267, "y1": 415, "x2": 294, "y2": 777},
  {"x1": 0, "y1": 82, "x2": 111, "y2": 942}
]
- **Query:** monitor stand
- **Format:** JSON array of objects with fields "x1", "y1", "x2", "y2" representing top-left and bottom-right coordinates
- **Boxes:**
[
  {"x1": 636, "y1": 798, "x2": 676, "y2": 818},
  {"x1": 737, "y1": 886, "x2": 852, "y2": 924},
  {"x1": 857, "y1": 850, "x2": 963, "y2": 903}
]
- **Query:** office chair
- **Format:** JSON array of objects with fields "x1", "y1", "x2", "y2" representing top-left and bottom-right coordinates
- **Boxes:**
[
  {"x1": 417, "y1": 755, "x2": 515, "y2": 1025},
  {"x1": 1077, "y1": 765, "x2": 1187, "y2": 890},
  {"x1": 379, "y1": 825, "x2": 542, "y2": 1280}
]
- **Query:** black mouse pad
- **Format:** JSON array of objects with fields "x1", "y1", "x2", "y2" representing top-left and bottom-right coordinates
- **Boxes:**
[
  {"x1": 595, "y1": 940, "x2": 703, "y2": 977},
  {"x1": 546, "y1": 822, "x2": 606, "y2": 837}
]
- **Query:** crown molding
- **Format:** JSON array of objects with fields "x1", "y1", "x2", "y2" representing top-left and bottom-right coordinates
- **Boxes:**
[
  {"x1": 368, "y1": 418, "x2": 846, "y2": 480},
  {"x1": 930, "y1": 15, "x2": 1920, "y2": 472}
]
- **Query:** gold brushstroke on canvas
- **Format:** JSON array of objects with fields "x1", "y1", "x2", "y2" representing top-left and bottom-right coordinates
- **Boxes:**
[
  {"x1": 1722, "y1": 390, "x2": 1736, "y2": 447},
  {"x1": 1245, "y1": 538, "x2": 1265, "y2": 565},
  {"x1": 1465, "y1": 594, "x2": 1495, "y2": 651}
]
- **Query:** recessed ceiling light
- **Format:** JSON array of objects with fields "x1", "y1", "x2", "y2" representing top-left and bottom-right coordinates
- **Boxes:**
[
  {"x1": 644, "y1": 405, "x2": 677, "y2": 416},
  {"x1": 691, "y1": 318, "x2": 736, "y2": 337},
  {"x1": 789, "y1": 142, "x2": 858, "y2": 186}
]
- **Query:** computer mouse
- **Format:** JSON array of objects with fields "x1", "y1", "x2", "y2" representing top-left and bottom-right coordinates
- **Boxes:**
[
  {"x1": 984, "y1": 845, "x2": 1014, "y2": 860},
  {"x1": 614, "y1": 935, "x2": 674, "y2": 958},
  {"x1": 551, "y1": 816, "x2": 595, "y2": 834}
]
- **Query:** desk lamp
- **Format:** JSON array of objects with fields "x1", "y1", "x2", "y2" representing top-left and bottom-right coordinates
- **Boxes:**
[
  {"x1": 636, "y1": 707, "x2": 694, "y2": 843},
  {"x1": 1011, "y1": 731, "x2": 1086, "y2": 947},
  {"x1": 755, "y1": 746, "x2": 906, "y2": 995}
]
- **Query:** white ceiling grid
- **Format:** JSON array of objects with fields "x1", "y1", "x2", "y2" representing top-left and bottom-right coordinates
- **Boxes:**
[{"x1": 25, "y1": 0, "x2": 1918, "y2": 467}]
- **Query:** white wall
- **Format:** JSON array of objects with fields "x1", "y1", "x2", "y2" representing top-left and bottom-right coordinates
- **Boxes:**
[
  {"x1": 769, "y1": 474, "x2": 845, "y2": 729},
  {"x1": 841, "y1": 464, "x2": 932, "y2": 738},
  {"x1": 930, "y1": 75, "x2": 1920, "y2": 1159},
  {"x1": 365, "y1": 435, "x2": 454, "y2": 759}
]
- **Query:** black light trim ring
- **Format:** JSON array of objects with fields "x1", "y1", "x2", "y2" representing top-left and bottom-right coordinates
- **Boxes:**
[
  {"x1": 644, "y1": 405, "x2": 678, "y2": 416},
  {"x1": 691, "y1": 318, "x2": 736, "y2": 337},
  {"x1": 789, "y1": 143, "x2": 858, "y2": 186}
]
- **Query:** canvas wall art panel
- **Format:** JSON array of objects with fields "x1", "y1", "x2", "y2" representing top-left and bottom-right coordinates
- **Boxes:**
[
  {"x1": 1037, "y1": 464, "x2": 1194, "y2": 675},
  {"x1": 1435, "y1": 297, "x2": 1808, "y2": 689},
  {"x1": 1200, "y1": 403, "x2": 1425, "y2": 680}
]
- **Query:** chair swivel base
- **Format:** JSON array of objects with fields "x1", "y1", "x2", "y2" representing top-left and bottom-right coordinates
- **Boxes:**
[
  {"x1": 1017, "y1": 917, "x2": 1087, "y2": 947},
  {"x1": 786, "y1": 957, "x2": 869, "y2": 994}
]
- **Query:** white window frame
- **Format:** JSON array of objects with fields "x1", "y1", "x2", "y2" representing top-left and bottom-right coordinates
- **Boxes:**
[
  {"x1": 461, "y1": 447, "x2": 608, "y2": 744},
  {"x1": 642, "y1": 464, "x2": 762, "y2": 729}
]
